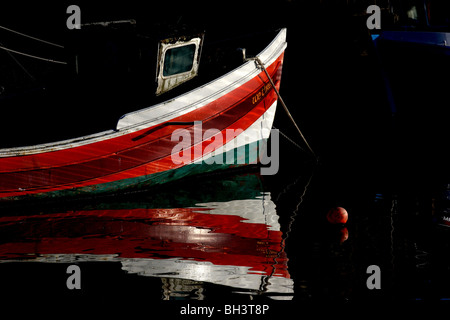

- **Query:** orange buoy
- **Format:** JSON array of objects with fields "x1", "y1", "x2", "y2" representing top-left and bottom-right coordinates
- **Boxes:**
[{"x1": 326, "y1": 207, "x2": 348, "y2": 224}]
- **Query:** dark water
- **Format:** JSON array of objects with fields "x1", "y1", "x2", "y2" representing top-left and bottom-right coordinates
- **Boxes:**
[{"x1": 1, "y1": 0, "x2": 450, "y2": 316}]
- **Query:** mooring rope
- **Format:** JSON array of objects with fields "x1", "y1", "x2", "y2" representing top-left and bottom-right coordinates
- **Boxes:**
[
  {"x1": 0, "y1": 24, "x2": 64, "y2": 48},
  {"x1": 0, "y1": 41, "x2": 35, "y2": 80},
  {"x1": 272, "y1": 125, "x2": 306, "y2": 152},
  {"x1": 250, "y1": 56, "x2": 317, "y2": 160},
  {"x1": 0, "y1": 45, "x2": 67, "y2": 64}
]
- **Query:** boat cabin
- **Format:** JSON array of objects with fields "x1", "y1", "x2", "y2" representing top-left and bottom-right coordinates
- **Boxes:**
[{"x1": 388, "y1": 0, "x2": 450, "y2": 30}]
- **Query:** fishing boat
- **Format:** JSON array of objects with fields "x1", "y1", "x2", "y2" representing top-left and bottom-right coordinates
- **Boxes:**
[
  {"x1": 373, "y1": 0, "x2": 450, "y2": 115},
  {"x1": 371, "y1": 0, "x2": 450, "y2": 176},
  {"x1": 0, "y1": 22, "x2": 287, "y2": 202}
]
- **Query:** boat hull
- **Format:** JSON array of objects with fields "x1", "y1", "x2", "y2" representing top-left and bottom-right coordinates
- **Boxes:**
[
  {"x1": 0, "y1": 29, "x2": 287, "y2": 202},
  {"x1": 374, "y1": 29, "x2": 450, "y2": 173}
]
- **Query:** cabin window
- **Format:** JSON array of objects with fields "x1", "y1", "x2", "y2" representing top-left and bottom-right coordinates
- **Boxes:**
[
  {"x1": 406, "y1": 6, "x2": 418, "y2": 21},
  {"x1": 163, "y1": 44, "x2": 196, "y2": 77},
  {"x1": 156, "y1": 35, "x2": 203, "y2": 95}
]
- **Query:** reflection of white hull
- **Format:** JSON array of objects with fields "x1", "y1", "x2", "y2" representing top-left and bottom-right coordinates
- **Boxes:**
[
  {"x1": 194, "y1": 193, "x2": 280, "y2": 230},
  {"x1": 17, "y1": 253, "x2": 293, "y2": 296},
  {"x1": 122, "y1": 257, "x2": 293, "y2": 296},
  {"x1": 0, "y1": 189, "x2": 293, "y2": 299}
]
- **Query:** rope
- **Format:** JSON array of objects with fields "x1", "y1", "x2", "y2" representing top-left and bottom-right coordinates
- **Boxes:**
[
  {"x1": 0, "y1": 41, "x2": 35, "y2": 80},
  {"x1": 0, "y1": 45, "x2": 67, "y2": 64},
  {"x1": 0, "y1": 24, "x2": 64, "y2": 48},
  {"x1": 250, "y1": 56, "x2": 318, "y2": 160},
  {"x1": 272, "y1": 125, "x2": 307, "y2": 152}
]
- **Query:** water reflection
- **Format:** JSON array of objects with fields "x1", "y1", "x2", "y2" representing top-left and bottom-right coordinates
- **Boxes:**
[{"x1": 0, "y1": 172, "x2": 294, "y2": 300}]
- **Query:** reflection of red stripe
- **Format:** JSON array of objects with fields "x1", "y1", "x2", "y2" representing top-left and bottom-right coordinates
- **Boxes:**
[
  {"x1": 439, "y1": 218, "x2": 450, "y2": 227},
  {"x1": 0, "y1": 236, "x2": 289, "y2": 278},
  {"x1": 0, "y1": 207, "x2": 274, "y2": 239},
  {"x1": 0, "y1": 207, "x2": 289, "y2": 278},
  {"x1": 0, "y1": 54, "x2": 283, "y2": 197}
]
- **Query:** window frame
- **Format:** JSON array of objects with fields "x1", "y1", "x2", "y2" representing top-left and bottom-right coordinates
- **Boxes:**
[{"x1": 155, "y1": 35, "x2": 203, "y2": 95}]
